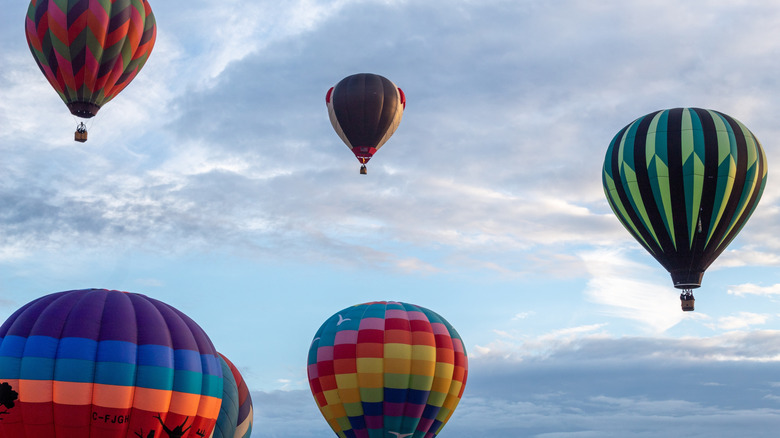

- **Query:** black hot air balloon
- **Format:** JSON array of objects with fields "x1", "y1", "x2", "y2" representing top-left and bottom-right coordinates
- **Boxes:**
[
  {"x1": 602, "y1": 108, "x2": 768, "y2": 311},
  {"x1": 326, "y1": 73, "x2": 406, "y2": 174}
]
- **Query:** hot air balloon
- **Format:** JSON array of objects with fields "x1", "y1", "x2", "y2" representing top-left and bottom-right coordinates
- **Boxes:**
[
  {"x1": 602, "y1": 108, "x2": 768, "y2": 311},
  {"x1": 212, "y1": 354, "x2": 253, "y2": 438},
  {"x1": 0, "y1": 288, "x2": 223, "y2": 437},
  {"x1": 25, "y1": 0, "x2": 157, "y2": 142},
  {"x1": 307, "y1": 301, "x2": 467, "y2": 438},
  {"x1": 326, "y1": 73, "x2": 406, "y2": 174}
]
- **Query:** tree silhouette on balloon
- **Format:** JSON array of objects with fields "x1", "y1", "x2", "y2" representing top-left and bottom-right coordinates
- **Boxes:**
[{"x1": 0, "y1": 382, "x2": 18, "y2": 419}]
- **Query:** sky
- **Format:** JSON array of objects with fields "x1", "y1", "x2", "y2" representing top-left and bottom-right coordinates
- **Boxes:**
[{"x1": 1, "y1": 0, "x2": 780, "y2": 436}]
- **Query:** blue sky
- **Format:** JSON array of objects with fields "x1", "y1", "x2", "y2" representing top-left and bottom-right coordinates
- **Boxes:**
[{"x1": 2, "y1": 0, "x2": 780, "y2": 436}]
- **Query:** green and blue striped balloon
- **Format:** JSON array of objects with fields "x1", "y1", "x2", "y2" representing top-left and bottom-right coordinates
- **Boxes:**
[{"x1": 603, "y1": 108, "x2": 767, "y2": 290}]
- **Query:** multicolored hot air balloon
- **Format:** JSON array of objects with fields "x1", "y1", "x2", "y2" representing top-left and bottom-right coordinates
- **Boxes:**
[
  {"x1": 326, "y1": 73, "x2": 406, "y2": 174},
  {"x1": 307, "y1": 301, "x2": 468, "y2": 438},
  {"x1": 602, "y1": 108, "x2": 768, "y2": 311},
  {"x1": 25, "y1": 0, "x2": 157, "y2": 141},
  {"x1": 0, "y1": 288, "x2": 223, "y2": 437},
  {"x1": 212, "y1": 354, "x2": 253, "y2": 438}
]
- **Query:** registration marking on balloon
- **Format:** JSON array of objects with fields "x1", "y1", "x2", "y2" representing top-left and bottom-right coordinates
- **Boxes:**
[{"x1": 92, "y1": 412, "x2": 130, "y2": 424}]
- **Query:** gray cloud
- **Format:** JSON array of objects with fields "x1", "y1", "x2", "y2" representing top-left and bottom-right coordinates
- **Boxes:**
[{"x1": 250, "y1": 331, "x2": 780, "y2": 437}]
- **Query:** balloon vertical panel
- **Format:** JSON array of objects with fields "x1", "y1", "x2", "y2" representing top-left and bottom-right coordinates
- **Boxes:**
[
  {"x1": 213, "y1": 356, "x2": 239, "y2": 438},
  {"x1": 308, "y1": 301, "x2": 467, "y2": 438},
  {"x1": 0, "y1": 289, "x2": 222, "y2": 438},
  {"x1": 226, "y1": 357, "x2": 253, "y2": 438},
  {"x1": 213, "y1": 353, "x2": 253, "y2": 438}
]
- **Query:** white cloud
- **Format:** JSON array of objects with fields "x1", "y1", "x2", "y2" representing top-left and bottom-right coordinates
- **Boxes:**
[
  {"x1": 393, "y1": 257, "x2": 440, "y2": 273},
  {"x1": 580, "y1": 248, "x2": 685, "y2": 332},
  {"x1": 155, "y1": 0, "x2": 361, "y2": 86},
  {"x1": 472, "y1": 323, "x2": 609, "y2": 360},
  {"x1": 513, "y1": 311, "x2": 535, "y2": 320},
  {"x1": 475, "y1": 327, "x2": 780, "y2": 366},
  {"x1": 713, "y1": 249, "x2": 780, "y2": 268},
  {"x1": 728, "y1": 283, "x2": 780, "y2": 297},
  {"x1": 714, "y1": 312, "x2": 772, "y2": 331},
  {"x1": 134, "y1": 278, "x2": 164, "y2": 288}
]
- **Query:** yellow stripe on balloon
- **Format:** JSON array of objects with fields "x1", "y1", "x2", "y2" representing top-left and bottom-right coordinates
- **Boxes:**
[
  {"x1": 384, "y1": 358, "x2": 410, "y2": 374},
  {"x1": 356, "y1": 357, "x2": 383, "y2": 375},
  {"x1": 384, "y1": 343, "x2": 411, "y2": 358},
  {"x1": 338, "y1": 388, "x2": 361, "y2": 404},
  {"x1": 357, "y1": 374, "x2": 383, "y2": 390},
  {"x1": 411, "y1": 344, "x2": 436, "y2": 361},
  {"x1": 335, "y1": 372, "x2": 359, "y2": 389}
]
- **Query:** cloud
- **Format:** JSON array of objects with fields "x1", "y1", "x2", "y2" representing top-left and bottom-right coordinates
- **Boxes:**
[
  {"x1": 713, "y1": 249, "x2": 780, "y2": 268},
  {"x1": 459, "y1": 331, "x2": 780, "y2": 436},
  {"x1": 152, "y1": 0, "x2": 361, "y2": 86},
  {"x1": 472, "y1": 323, "x2": 610, "y2": 361},
  {"x1": 513, "y1": 311, "x2": 535, "y2": 320},
  {"x1": 580, "y1": 248, "x2": 684, "y2": 332},
  {"x1": 3, "y1": 0, "x2": 778, "y2": 282},
  {"x1": 728, "y1": 283, "x2": 780, "y2": 297},
  {"x1": 251, "y1": 390, "x2": 331, "y2": 437},
  {"x1": 250, "y1": 332, "x2": 780, "y2": 437},
  {"x1": 474, "y1": 325, "x2": 780, "y2": 366},
  {"x1": 713, "y1": 312, "x2": 772, "y2": 331}
]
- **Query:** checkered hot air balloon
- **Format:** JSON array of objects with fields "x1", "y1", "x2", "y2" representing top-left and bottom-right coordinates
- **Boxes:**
[
  {"x1": 326, "y1": 73, "x2": 406, "y2": 174},
  {"x1": 307, "y1": 301, "x2": 468, "y2": 438},
  {"x1": 0, "y1": 289, "x2": 223, "y2": 438},
  {"x1": 602, "y1": 108, "x2": 768, "y2": 311},
  {"x1": 25, "y1": 0, "x2": 157, "y2": 141}
]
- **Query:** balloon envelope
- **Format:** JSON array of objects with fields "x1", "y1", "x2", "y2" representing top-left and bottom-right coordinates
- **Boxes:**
[
  {"x1": 213, "y1": 354, "x2": 253, "y2": 438},
  {"x1": 25, "y1": 0, "x2": 157, "y2": 118},
  {"x1": 307, "y1": 301, "x2": 467, "y2": 438},
  {"x1": 602, "y1": 108, "x2": 768, "y2": 288},
  {"x1": 0, "y1": 289, "x2": 222, "y2": 437},
  {"x1": 326, "y1": 73, "x2": 405, "y2": 166}
]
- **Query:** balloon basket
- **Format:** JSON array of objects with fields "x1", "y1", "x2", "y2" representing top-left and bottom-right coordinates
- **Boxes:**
[
  {"x1": 360, "y1": 165, "x2": 367, "y2": 175},
  {"x1": 680, "y1": 296, "x2": 695, "y2": 312},
  {"x1": 75, "y1": 122, "x2": 88, "y2": 143}
]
